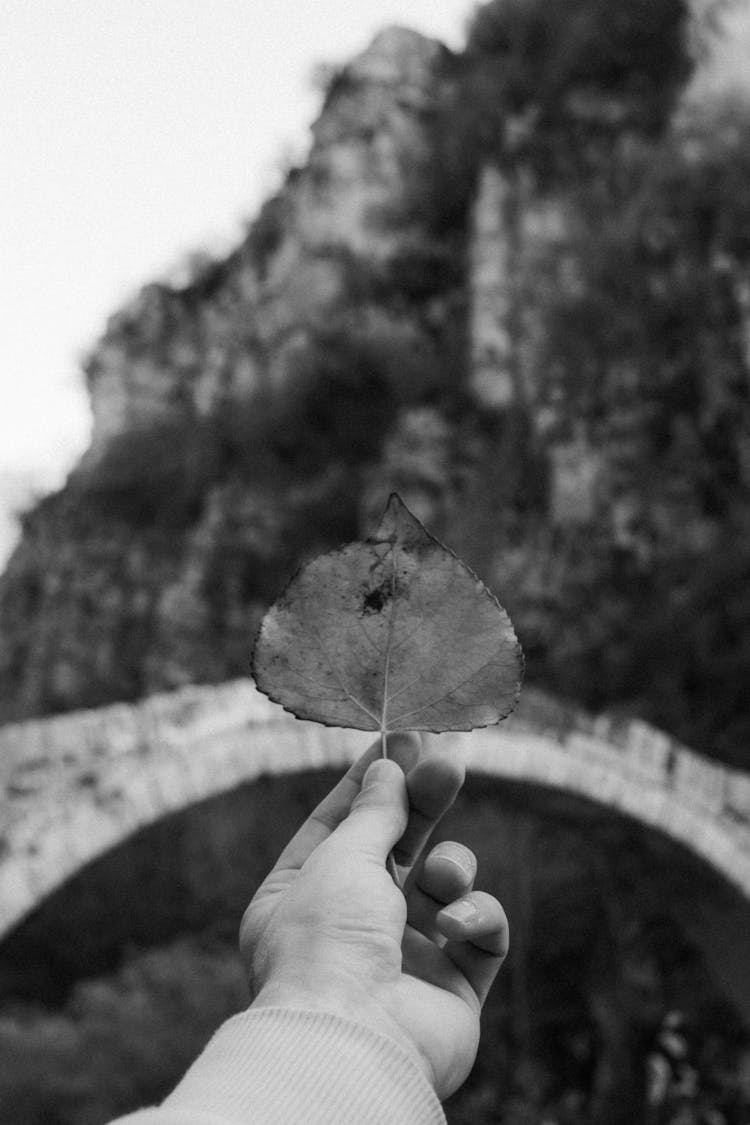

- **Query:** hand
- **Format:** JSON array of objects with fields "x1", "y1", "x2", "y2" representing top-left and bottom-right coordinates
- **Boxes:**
[{"x1": 239, "y1": 734, "x2": 509, "y2": 1100}]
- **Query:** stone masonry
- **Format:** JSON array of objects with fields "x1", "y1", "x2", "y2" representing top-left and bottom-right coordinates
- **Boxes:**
[{"x1": 0, "y1": 680, "x2": 749, "y2": 940}]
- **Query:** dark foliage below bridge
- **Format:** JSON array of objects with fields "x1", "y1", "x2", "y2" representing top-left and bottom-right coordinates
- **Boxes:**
[{"x1": 0, "y1": 773, "x2": 748, "y2": 1125}]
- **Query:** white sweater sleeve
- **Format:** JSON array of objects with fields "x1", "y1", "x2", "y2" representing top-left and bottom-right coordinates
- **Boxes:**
[{"x1": 108, "y1": 1006, "x2": 447, "y2": 1125}]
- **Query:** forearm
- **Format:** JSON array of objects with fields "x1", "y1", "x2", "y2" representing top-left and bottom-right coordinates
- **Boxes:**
[{"x1": 108, "y1": 1006, "x2": 446, "y2": 1125}]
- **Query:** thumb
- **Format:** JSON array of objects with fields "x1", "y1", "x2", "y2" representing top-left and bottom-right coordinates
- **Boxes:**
[{"x1": 335, "y1": 757, "x2": 408, "y2": 862}]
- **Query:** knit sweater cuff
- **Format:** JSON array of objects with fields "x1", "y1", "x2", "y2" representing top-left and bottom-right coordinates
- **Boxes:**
[{"x1": 157, "y1": 1006, "x2": 447, "y2": 1125}]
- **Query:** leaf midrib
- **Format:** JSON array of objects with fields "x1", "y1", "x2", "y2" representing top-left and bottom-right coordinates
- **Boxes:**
[{"x1": 379, "y1": 543, "x2": 399, "y2": 735}]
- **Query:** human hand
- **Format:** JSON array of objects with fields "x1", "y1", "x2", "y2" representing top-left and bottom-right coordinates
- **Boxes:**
[{"x1": 239, "y1": 734, "x2": 508, "y2": 1101}]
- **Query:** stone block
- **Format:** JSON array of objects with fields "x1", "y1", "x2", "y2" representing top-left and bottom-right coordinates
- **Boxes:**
[
  {"x1": 147, "y1": 755, "x2": 200, "y2": 814},
  {"x1": 55, "y1": 802, "x2": 127, "y2": 873},
  {"x1": 116, "y1": 767, "x2": 173, "y2": 827},
  {"x1": 42, "y1": 712, "x2": 91, "y2": 767},
  {"x1": 673, "y1": 751, "x2": 727, "y2": 814},
  {"x1": 725, "y1": 773, "x2": 750, "y2": 824},
  {"x1": 144, "y1": 686, "x2": 205, "y2": 746},
  {"x1": 623, "y1": 721, "x2": 672, "y2": 781},
  {"x1": 98, "y1": 704, "x2": 141, "y2": 757},
  {"x1": 566, "y1": 731, "x2": 619, "y2": 768},
  {"x1": 0, "y1": 860, "x2": 37, "y2": 937}
]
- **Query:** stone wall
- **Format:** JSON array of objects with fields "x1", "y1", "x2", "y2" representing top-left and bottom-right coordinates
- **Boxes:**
[{"x1": 1, "y1": 680, "x2": 749, "y2": 939}]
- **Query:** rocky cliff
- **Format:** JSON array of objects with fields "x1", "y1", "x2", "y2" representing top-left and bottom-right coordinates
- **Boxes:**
[
  {"x1": 2, "y1": 4, "x2": 750, "y2": 768},
  {"x1": 83, "y1": 27, "x2": 448, "y2": 454}
]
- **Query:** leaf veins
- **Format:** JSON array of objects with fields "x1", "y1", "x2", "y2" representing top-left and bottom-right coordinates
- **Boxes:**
[{"x1": 251, "y1": 494, "x2": 524, "y2": 736}]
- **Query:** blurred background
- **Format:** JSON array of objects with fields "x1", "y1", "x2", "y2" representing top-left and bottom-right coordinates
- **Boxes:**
[{"x1": 2, "y1": 1, "x2": 750, "y2": 1121}]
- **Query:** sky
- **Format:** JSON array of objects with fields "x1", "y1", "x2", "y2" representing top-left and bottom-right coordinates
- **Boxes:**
[
  {"x1": 0, "y1": 0, "x2": 472, "y2": 563},
  {"x1": 1, "y1": 1, "x2": 749, "y2": 567}
]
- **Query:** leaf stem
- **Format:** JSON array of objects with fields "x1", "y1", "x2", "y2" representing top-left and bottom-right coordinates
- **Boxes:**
[{"x1": 381, "y1": 727, "x2": 402, "y2": 889}]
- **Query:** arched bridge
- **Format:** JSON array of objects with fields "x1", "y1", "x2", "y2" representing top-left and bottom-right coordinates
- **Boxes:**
[{"x1": 1, "y1": 680, "x2": 749, "y2": 939}]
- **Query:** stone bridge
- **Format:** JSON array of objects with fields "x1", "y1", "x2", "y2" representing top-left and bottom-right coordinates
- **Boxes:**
[{"x1": 1, "y1": 680, "x2": 749, "y2": 940}]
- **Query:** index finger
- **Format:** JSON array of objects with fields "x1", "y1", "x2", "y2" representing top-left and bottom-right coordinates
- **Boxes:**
[{"x1": 271, "y1": 733, "x2": 421, "y2": 873}]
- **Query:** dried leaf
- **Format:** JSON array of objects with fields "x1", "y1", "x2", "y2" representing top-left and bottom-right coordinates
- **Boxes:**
[{"x1": 251, "y1": 493, "x2": 523, "y2": 734}]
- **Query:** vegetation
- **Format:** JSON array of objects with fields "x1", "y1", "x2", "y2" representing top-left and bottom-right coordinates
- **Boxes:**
[{"x1": 418, "y1": 0, "x2": 698, "y2": 233}]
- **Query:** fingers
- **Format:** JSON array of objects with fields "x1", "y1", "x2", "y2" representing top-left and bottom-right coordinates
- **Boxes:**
[
  {"x1": 326, "y1": 742, "x2": 465, "y2": 873},
  {"x1": 407, "y1": 842, "x2": 477, "y2": 943},
  {"x1": 272, "y1": 733, "x2": 420, "y2": 873},
  {"x1": 438, "y1": 892, "x2": 509, "y2": 957},
  {"x1": 438, "y1": 891, "x2": 509, "y2": 1006},
  {"x1": 394, "y1": 750, "x2": 465, "y2": 877},
  {"x1": 334, "y1": 757, "x2": 409, "y2": 862},
  {"x1": 422, "y1": 841, "x2": 477, "y2": 901},
  {"x1": 407, "y1": 842, "x2": 508, "y2": 1007}
]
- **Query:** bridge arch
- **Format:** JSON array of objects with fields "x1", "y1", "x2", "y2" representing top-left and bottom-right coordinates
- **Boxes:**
[{"x1": 1, "y1": 680, "x2": 749, "y2": 939}]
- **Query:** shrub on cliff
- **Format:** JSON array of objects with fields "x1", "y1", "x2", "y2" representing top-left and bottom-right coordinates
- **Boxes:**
[
  {"x1": 422, "y1": 0, "x2": 698, "y2": 233},
  {"x1": 73, "y1": 418, "x2": 221, "y2": 528}
]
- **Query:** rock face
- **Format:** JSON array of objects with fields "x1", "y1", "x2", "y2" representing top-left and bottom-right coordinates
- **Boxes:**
[
  {"x1": 2, "y1": 10, "x2": 750, "y2": 770},
  {"x1": 84, "y1": 27, "x2": 446, "y2": 458}
]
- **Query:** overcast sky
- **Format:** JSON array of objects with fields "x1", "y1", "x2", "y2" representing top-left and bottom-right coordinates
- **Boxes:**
[{"x1": 1, "y1": 1, "x2": 749, "y2": 566}]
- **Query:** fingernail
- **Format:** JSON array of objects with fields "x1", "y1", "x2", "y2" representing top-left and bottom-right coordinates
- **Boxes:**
[
  {"x1": 442, "y1": 899, "x2": 478, "y2": 926},
  {"x1": 432, "y1": 845, "x2": 476, "y2": 881},
  {"x1": 439, "y1": 857, "x2": 474, "y2": 884}
]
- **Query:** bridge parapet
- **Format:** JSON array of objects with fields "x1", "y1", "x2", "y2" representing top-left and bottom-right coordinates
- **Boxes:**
[
  {"x1": 0, "y1": 681, "x2": 278, "y2": 815},
  {"x1": 513, "y1": 688, "x2": 750, "y2": 823},
  {"x1": 0, "y1": 680, "x2": 749, "y2": 940}
]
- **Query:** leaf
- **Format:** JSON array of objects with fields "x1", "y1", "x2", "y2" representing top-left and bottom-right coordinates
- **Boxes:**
[{"x1": 251, "y1": 493, "x2": 523, "y2": 734}]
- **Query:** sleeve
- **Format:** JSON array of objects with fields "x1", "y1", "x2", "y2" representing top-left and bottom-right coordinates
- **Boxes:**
[{"x1": 107, "y1": 1006, "x2": 447, "y2": 1125}]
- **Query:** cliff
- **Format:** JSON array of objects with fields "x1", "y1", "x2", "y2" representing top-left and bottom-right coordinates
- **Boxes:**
[
  {"x1": 2, "y1": 4, "x2": 750, "y2": 768},
  {"x1": 83, "y1": 27, "x2": 448, "y2": 454}
]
